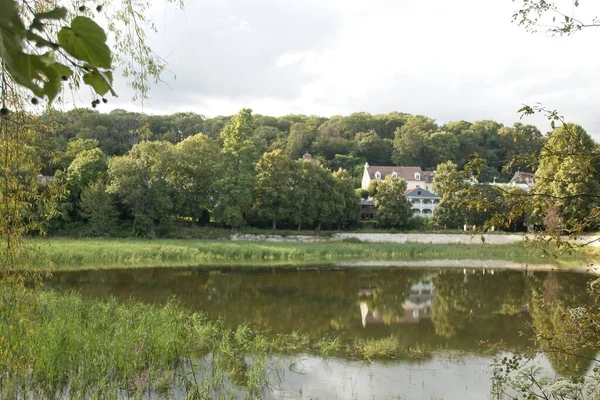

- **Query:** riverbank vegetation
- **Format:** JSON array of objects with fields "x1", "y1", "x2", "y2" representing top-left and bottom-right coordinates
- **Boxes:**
[
  {"x1": 22, "y1": 238, "x2": 587, "y2": 270},
  {"x1": 0, "y1": 281, "x2": 436, "y2": 398}
]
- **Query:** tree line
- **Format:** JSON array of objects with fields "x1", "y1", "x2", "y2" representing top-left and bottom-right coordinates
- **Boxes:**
[
  {"x1": 23, "y1": 106, "x2": 600, "y2": 236},
  {"x1": 31, "y1": 107, "x2": 547, "y2": 185}
]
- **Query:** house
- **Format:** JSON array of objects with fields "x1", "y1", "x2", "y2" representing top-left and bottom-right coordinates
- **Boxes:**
[
  {"x1": 404, "y1": 188, "x2": 440, "y2": 218},
  {"x1": 361, "y1": 163, "x2": 436, "y2": 193},
  {"x1": 508, "y1": 171, "x2": 534, "y2": 191},
  {"x1": 491, "y1": 171, "x2": 535, "y2": 192},
  {"x1": 360, "y1": 197, "x2": 376, "y2": 220}
]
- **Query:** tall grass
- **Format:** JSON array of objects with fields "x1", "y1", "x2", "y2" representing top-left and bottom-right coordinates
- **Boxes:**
[
  {"x1": 0, "y1": 283, "x2": 439, "y2": 398},
  {"x1": 24, "y1": 238, "x2": 569, "y2": 270}
]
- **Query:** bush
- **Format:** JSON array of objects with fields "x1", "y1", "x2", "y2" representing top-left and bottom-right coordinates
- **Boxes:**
[
  {"x1": 407, "y1": 216, "x2": 430, "y2": 231},
  {"x1": 357, "y1": 220, "x2": 379, "y2": 230}
]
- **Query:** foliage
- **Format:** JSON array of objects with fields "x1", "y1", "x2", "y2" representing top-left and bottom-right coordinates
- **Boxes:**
[
  {"x1": 108, "y1": 141, "x2": 174, "y2": 237},
  {"x1": 254, "y1": 150, "x2": 295, "y2": 229},
  {"x1": 79, "y1": 180, "x2": 118, "y2": 236},
  {"x1": 214, "y1": 109, "x2": 258, "y2": 229},
  {"x1": 26, "y1": 238, "x2": 560, "y2": 270},
  {"x1": 531, "y1": 123, "x2": 600, "y2": 233},
  {"x1": 513, "y1": 0, "x2": 600, "y2": 35},
  {"x1": 171, "y1": 134, "x2": 220, "y2": 224},
  {"x1": 374, "y1": 175, "x2": 413, "y2": 229}
]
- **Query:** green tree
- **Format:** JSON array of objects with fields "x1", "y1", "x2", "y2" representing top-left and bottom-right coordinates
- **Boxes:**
[
  {"x1": 374, "y1": 175, "x2": 412, "y2": 229},
  {"x1": 214, "y1": 109, "x2": 258, "y2": 230},
  {"x1": 285, "y1": 122, "x2": 318, "y2": 159},
  {"x1": 108, "y1": 141, "x2": 174, "y2": 237},
  {"x1": 354, "y1": 131, "x2": 393, "y2": 165},
  {"x1": 254, "y1": 150, "x2": 295, "y2": 229},
  {"x1": 392, "y1": 115, "x2": 438, "y2": 167},
  {"x1": 532, "y1": 123, "x2": 600, "y2": 231},
  {"x1": 171, "y1": 134, "x2": 220, "y2": 225},
  {"x1": 432, "y1": 161, "x2": 469, "y2": 229},
  {"x1": 66, "y1": 148, "x2": 109, "y2": 197},
  {"x1": 289, "y1": 161, "x2": 319, "y2": 230},
  {"x1": 79, "y1": 180, "x2": 118, "y2": 236},
  {"x1": 332, "y1": 169, "x2": 360, "y2": 229}
]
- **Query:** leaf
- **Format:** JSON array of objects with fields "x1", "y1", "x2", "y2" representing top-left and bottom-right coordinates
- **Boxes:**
[
  {"x1": 83, "y1": 70, "x2": 113, "y2": 96},
  {"x1": 58, "y1": 16, "x2": 112, "y2": 69},
  {"x1": 34, "y1": 7, "x2": 68, "y2": 21}
]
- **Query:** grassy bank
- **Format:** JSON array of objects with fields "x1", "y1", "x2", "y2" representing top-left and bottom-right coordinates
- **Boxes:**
[
  {"x1": 24, "y1": 238, "x2": 586, "y2": 270},
  {"x1": 0, "y1": 283, "x2": 431, "y2": 398}
]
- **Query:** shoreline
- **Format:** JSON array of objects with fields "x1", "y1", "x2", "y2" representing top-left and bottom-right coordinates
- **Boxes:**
[{"x1": 335, "y1": 259, "x2": 600, "y2": 276}]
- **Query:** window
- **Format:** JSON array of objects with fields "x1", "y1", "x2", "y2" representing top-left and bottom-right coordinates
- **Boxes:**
[
  {"x1": 425, "y1": 186, "x2": 429, "y2": 191},
  {"x1": 375, "y1": 171, "x2": 381, "y2": 179},
  {"x1": 416, "y1": 185, "x2": 420, "y2": 189},
  {"x1": 414, "y1": 172, "x2": 421, "y2": 180},
  {"x1": 391, "y1": 172, "x2": 397, "y2": 179}
]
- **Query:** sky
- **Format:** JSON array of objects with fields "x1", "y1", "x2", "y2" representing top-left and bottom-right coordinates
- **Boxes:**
[{"x1": 98, "y1": 0, "x2": 600, "y2": 137}]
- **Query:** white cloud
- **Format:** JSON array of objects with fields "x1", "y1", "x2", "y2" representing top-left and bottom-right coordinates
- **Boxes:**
[{"x1": 96, "y1": 0, "x2": 600, "y2": 137}]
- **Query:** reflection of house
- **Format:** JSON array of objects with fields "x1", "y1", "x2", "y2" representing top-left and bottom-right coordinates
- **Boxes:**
[
  {"x1": 360, "y1": 198, "x2": 376, "y2": 220},
  {"x1": 359, "y1": 281, "x2": 435, "y2": 327},
  {"x1": 404, "y1": 188, "x2": 440, "y2": 218},
  {"x1": 361, "y1": 163, "x2": 435, "y2": 192}
]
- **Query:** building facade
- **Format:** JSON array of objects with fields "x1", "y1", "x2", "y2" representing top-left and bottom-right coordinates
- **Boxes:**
[{"x1": 361, "y1": 163, "x2": 435, "y2": 193}]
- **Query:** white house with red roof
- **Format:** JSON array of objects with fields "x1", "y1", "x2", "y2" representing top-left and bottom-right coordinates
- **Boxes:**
[{"x1": 361, "y1": 163, "x2": 436, "y2": 192}]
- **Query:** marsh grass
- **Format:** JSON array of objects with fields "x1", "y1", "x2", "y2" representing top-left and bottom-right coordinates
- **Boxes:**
[
  {"x1": 0, "y1": 282, "x2": 438, "y2": 399},
  {"x1": 24, "y1": 238, "x2": 574, "y2": 271}
]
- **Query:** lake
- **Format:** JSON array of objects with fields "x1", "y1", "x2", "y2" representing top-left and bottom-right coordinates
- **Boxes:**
[{"x1": 46, "y1": 266, "x2": 598, "y2": 399}]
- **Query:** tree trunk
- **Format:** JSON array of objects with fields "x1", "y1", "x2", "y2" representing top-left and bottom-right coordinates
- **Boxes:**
[
  {"x1": 316, "y1": 221, "x2": 321, "y2": 231},
  {"x1": 297, "y1": 222, "x2": 302, "y2": 231},
  {"x1": 272, "y1": 216, "x2": 277, "y2": 230},
  {"x1": 149, "y1": 220, "x2": 156, "y2": 238}
]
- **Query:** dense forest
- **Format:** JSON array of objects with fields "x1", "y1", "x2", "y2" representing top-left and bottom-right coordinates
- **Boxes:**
[
  {"x1": 32, "y1": 108, "x2": 546, "y2": 181},
  {"x1": 22, "y1": 107, "x2": 598, "y2": 236}
]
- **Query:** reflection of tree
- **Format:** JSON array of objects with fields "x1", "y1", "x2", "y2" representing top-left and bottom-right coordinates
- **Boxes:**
[
  {"x1": 431, "y1": 270, "x2": 529, "y2": 338},
  {"x1": 50, "y1": 267, "x2": 598, "y2": 359},
  {"x1": 527, "y1": 273, "x2": 598, "y2": 377}
]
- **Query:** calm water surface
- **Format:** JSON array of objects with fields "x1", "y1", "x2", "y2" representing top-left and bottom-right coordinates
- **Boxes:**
[{"x1": 47, "y1": 266, "x2": 597, "y2": 399}]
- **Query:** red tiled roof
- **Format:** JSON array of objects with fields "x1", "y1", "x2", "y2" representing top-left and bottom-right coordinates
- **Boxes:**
[{"x1": 367, "y1": 166, "x2": 422, "y2": 181}]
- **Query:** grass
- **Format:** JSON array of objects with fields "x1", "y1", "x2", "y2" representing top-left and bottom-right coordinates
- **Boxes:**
[
  {"x1": 20, "y1": 238, "x2": 584, "y2": 271},
  {"x1": 0, "y1": 282, "x2": 441, "y2": 398}
]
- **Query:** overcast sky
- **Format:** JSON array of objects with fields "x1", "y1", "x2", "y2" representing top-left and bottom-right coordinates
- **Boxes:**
[{"x1": 98, "y1": 0, "x2": 600, "y2": 137}]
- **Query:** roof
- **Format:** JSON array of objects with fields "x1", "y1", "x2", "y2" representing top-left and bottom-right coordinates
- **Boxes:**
[
  {"x1": 510, "y1": 171, "x2": 534, "y2": 184},
  {"x1": 367, "y1": 165, "x2": 435, "y2": 181},
  {"x1": 360, "y1": 198, "x2": 375, "y2": 206},
  {"x1": 404, "y1": 188, "x2": 440, "y2": 199}
]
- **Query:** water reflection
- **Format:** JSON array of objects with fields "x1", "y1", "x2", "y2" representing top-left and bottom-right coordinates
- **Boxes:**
[
  {"x1": 46, "y1": 266, "x2": 594, "y2": 359},
  {"x1": 359, "y1": 280, "x2": 434, "y2": 326}
]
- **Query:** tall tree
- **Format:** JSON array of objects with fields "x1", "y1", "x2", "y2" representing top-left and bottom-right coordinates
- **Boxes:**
[
  {"x1": 79, "y1": 181, "x2": 119, "y2": 236},
  {"x1": 254, "y1": 150, "x2": 295, "y2": 229},
  {"x1": 332, "y1": 169, "x2": 361, "y2": 229},
  {"x1": 108, "y1": 141, "x2": 174, "y2": 237},
  {"x1": 214, "y1": 109, "x2": 258, "y2": 230},
  {"x1": 532, "y1": 123, "x2": 600, "y2": 231},
  {"x1": 374, "y1": 175, "x2": 412, "y2": 229},
  {"x1": 171, "y1": 134, "x2": 220, "y2": 225}
]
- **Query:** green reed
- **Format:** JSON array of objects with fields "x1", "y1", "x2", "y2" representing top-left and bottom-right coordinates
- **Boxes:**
[
  {"x1": 0, "y1": 282, "x2": 441, "y2": 399},
  {"x1": 24, "y1": 238, "x2": 573, "y2": 271}
]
